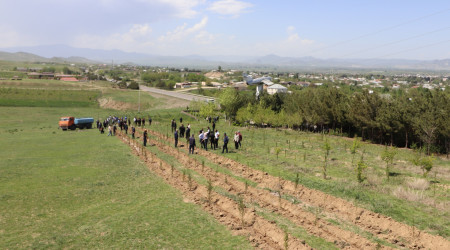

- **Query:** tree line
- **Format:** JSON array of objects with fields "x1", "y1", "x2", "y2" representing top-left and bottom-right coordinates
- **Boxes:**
[{"x1": 217, "y1": 87, "x2": 449, "y2": 155}]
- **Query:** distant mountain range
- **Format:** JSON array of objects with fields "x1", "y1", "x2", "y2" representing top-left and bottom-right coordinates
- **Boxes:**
[
  {"x1": 1, "y1": 44, "x2": 449, "y2": 71},
  {"x1": 0, "y1": 51, "x2": 99, "y2": 64}
]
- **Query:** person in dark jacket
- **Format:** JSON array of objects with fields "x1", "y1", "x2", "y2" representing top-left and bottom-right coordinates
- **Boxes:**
[
  {"x1": 185, "y1": 124, "x2": 191, "y2": 139},
  {"x1": 222, "y1": 133, "x2": 229, "y2": 153},
  {"x1": 171, "y1": 119, "x2": 176, "y2": 132},
  {"x1": 179, "y1": 124, "x2": 185, "y2": 138},
  {"x1": 132, "y1": 126, "x2": 135, "y2": 139},
  {"x1": 189, "y1": 134, "x2": 196, "y2": 154},
  {"x1": 143, "y1": 130, "x2": 148, "y2": 146},
  {"x1": 174, "y1": 129, "x2": 179, "y2": 148}
]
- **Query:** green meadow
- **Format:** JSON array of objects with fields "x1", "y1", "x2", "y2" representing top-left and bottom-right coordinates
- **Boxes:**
[
  {"x1": 1, "y1": 77, "x2": 449, "y2": 248},
  {"x1": 0, "y1": 82, "x2": 251, "y2": 249}
]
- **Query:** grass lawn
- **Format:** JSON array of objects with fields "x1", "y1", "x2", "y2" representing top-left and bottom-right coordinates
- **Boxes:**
[{"x1": 0, "y1": 105, "x2": 251, "y2": 248}]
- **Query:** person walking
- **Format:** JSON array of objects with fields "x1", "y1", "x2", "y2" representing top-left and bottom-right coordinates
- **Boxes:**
[
  {"x1": 171, "y1": 119, "x2": 176, "y2": 132},
  {"x1": 189, "y1": 134, "x2": 196, "y2": 154},
  {"x1": 113, "y1": 125, "x2": 117, "y2": 136},
  {"x1": 185, "y1": 124, "x2": 191, "y2": 139},
  {"x1": 238, "y1": 131, "x2": 242, "y2": 148},
  {"x1": 179, "y1": 124, "x2": 185, "y2": 138},
  {"x1": 180, "y1": 117, "x2": 183, "y2": 124},
  {"x1": 214, "y1": 130, "x2": 220, "y2": 149},
  {"x1": 148, "y1": 117, "x2": 152, "y2": 126},
  {"x1": 107, "y1": 125, "x2": 112, "y2": 136},
  {"x1": 234, "y1": 131, "x2": 240, "y2": 149},
  {"x1": 174, "y1": 129, "x2": 179, "y2": 148},
  {"x1": 199, "y1": 130, "x2": 204, "y2": 149},
  {"x1": 210, "y1": 129, "x2": 215, "y2": 149},
  {"x1": 131, "y1": 126, "x2": 135, "y2": 139},
  {"x1": 222, "y1": 133, "x2": 229, "y2": 153},
  {"x1": 203, "y1": 130, "x2": 209, "y2": 151},
  {"x1": 143, "y1": 130, "x2": 148, "y2": 146},
  {"x1": 124, "y1": 123, "x2": 128, "y2": 134}
]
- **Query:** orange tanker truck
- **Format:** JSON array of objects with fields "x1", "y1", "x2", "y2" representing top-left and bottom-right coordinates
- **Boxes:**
[{"x1": 59, "y1": 116, "x2": 94, "y2": 130}]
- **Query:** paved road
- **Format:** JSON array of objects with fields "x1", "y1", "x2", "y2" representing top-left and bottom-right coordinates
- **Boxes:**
[{"x1": 140, "y1": 85, "x2": 215, "y2": 102}]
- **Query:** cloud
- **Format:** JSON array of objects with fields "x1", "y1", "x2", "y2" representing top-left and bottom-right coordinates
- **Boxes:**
[
  {"x1": 208, "y1": 0, "x2": 253, "y2": 17},
  {"x1": 285, "y1": 26, "x2": 314, "y2": 45},
  {"x1": 72, "y1": 24, "x2": 153, "y2": 51},
  {"x1": 194, "y1": 31, "x2": 218, "y2": 45},
  {"x1": 158, "y1": 17, "x2": 208, "y2": 42},
  {"x1": 0, "y1": 25, "x2": 32, "y2": 47},
  {"x1": 142, "y1": 0, "x2": 206, "y2": 18},
  {"x1": 250, "y1": 26, "x2": 315, "y2": 56}
]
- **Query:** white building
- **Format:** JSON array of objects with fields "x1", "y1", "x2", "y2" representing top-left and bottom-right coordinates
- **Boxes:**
[{"x1": 267, "y1": 84, "x2": 288, "y2": 95}]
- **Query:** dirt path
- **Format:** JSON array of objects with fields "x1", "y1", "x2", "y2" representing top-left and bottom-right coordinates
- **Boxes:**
[
  {"x1": 115, "y1": 130, "x2": 310, "y2": 249},
  {"x1": 145, "y1": 128, "x2": 450, "y2": 250}
]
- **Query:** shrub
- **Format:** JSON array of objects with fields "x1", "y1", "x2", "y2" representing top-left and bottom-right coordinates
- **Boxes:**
[
  {"x1": 356, "y1": 159, "x2": 368, "y2": 183},
  {"x1": 127, "y1": 81, "x2": 139, "y2": 90}
]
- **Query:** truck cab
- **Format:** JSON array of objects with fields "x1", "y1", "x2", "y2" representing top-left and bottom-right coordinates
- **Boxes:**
[{"x1": 59, "y1": 116, "x2": 75, "y2": 130}]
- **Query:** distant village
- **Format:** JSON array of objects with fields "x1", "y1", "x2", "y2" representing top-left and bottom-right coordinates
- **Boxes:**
[{"x1": 1, "y1": 62, "x2": 448, "y2": 95}]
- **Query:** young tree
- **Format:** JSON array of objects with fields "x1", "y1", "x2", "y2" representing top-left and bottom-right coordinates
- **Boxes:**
[
  {"x1": 381, "y1": 146, "x2": 397, "y2": 179},
  {"x1": 350, "y1": 137, "x2": 361, "y2": 165},
  {"x1": 356, "y1": 159, "x2": 368, "y2": 183},
  {"x1": 322, "y1": 140, "x2": 331, "y2": 179}
]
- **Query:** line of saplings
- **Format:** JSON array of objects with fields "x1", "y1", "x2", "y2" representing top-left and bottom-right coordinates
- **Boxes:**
[{"x1": 220, "y1": 87, "x2": 449, "y2": 156}]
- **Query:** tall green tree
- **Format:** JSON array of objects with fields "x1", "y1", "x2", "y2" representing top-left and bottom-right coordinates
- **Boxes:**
[{"x1": 219, "y1": 88, "x2": 247, "y2": 121}]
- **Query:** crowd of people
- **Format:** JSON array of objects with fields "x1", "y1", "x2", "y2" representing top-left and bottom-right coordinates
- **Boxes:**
[
  {"x1": 96, "y1": 114, "x2": 243, "y2": 155},
  {"x1": 96, "y1": 115, "x2": 154, "y2": 145}
]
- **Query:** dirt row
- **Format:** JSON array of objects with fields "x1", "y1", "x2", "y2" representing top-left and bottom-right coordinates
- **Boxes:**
[
  {"x1": 116, "y1": 130, "x2": 311, "y2": 249},
  {"x1": 145, "y1": 128, "x2": 450, "y2": 250},
  {"x1": 137, "y1": 129, "x2": 387, "y2": 249}
]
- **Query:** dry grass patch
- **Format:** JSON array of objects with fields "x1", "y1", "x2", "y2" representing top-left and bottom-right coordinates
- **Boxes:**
[
  {"x1": 392, "y1": 186, "x2": 424, "y2": 202},
  {"x1": 406, "y1": 178, "x2": 429, "y2": 190}
]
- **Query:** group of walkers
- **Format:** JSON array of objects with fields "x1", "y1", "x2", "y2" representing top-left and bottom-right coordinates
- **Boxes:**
[
  {"x1": 97, "y1": 115, "x2": 154, "y2": 146},
  {"x1": 175, "y1": 117, "x2": 242, "y2": 155},
  {"x1": 96, "y1": 114, "x2": 243, "y2": 155}
]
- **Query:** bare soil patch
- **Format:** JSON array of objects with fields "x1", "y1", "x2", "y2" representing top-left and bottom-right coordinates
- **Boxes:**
[{"x1": 98, "y1": 97, "x2": 137, "y2": 110}]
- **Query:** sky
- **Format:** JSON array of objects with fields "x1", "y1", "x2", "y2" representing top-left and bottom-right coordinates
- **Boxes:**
[{"x1": 0, "y1": 0, "x2": 449, "y2": 60}]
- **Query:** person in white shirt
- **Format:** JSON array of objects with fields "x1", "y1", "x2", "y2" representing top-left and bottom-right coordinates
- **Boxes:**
[
  {"x1": 203, "y1": 130, "x2": 209, "y2": 151},
  {"x1": 234, "y1": 132, "x2": 240, "y2": 149},
  {"x1": 214, "y1": 130, "x2": 220, "y2": 150}
]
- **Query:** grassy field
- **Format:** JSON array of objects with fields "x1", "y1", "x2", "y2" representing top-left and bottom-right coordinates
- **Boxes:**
[
  {"x1": 0, "y1": 79, "x2": 106, "y2": 90},
  {"x1": 1, "y1": 78, "x2": 449, "y2": 247},
  {"x1": 147, "y1": 112, "x2": 450, "y2": 239},
  {"x1": 0, "y1": 88, "x2": 251, "y2": 248},
  {"x1": 0, "y1": 88, "x2": 99, "y2": 107}
]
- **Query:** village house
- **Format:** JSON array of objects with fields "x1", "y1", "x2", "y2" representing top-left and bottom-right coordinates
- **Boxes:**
[
  {"x1": 232, "y1": 82, "x2": 248, "y2": 91},
  {"x1": 174, "y1": 82, "x2": 193, "y2": 89},
  {"x1": 267, "y1": 84, "x2": 287, "y2": 95}
]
